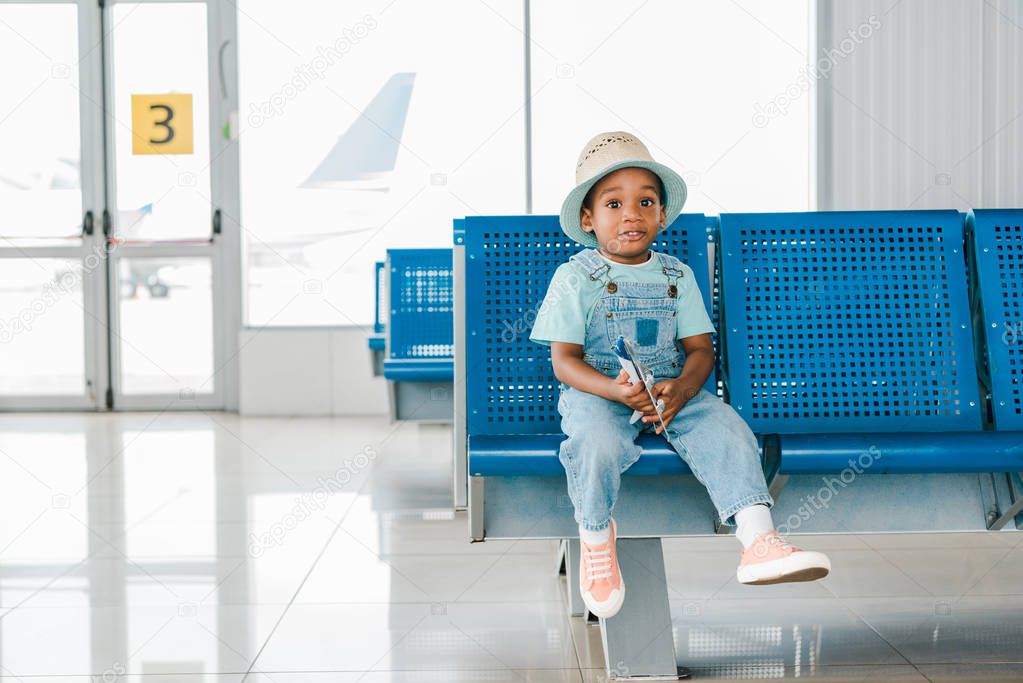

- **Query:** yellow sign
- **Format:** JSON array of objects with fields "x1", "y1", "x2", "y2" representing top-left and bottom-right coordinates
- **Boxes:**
[{"x1": 131, "y1": 93, "x2": 193, "y2": 155}]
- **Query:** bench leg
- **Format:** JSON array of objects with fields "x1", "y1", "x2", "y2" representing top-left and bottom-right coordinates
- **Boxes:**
[
  {"x1": 559, "y1": 538, "x2": 586, "y2": 618},
  {"x1": 987, "y1": 471, "x2": 1023, "y2": 530},
  {"x1": 768, "y1": 473, "x2": 791, "y2": 501},
  {"x1": 386, "y1": 381, "x2": 398, "y2": 423},
  {"x1": 393, "y1": 381, "x2": 453, "y2": 422},
  {"x1": 468, "y1": 476, "x2": 485, "y2": 542},
  {"x1": 599, "y1": 538, "x2": 686, "y2": 680}
]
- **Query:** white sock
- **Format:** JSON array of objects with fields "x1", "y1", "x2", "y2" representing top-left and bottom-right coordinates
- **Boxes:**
[
  {"x1": 579, "y1": 523, "x2": 612, "y2": 546},
  {"x1": 734, "y1": 504, "x2": 774, "y2": 549}
]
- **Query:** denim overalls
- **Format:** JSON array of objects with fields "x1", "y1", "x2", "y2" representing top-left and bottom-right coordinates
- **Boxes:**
[{"x1": 557, "y1": 248, "x2": 773, "y2": 531}]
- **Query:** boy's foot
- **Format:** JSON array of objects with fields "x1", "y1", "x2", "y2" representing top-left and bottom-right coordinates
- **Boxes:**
[
  {"x1": 737, "y1": 531, "x2": 831, "y2": 585},
  {"x1": 579, "y1": 520, "x2": 625, "y2": 618}
]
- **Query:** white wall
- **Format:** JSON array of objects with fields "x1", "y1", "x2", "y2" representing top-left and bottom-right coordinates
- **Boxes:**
[
  {"x1": 817, "y1": 0, "x2": 1022, "y2": 210},
  {"x1": 238, "y1": 326, "x2": 388, "y2": 416}
]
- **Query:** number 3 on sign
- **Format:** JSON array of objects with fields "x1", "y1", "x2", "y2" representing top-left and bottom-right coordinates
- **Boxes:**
[{"x1": 131, "y1": 94, "x2": 193, "y2": 155}]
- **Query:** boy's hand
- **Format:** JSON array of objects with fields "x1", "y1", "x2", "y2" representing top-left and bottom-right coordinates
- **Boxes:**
[
  {"x1": 643, "y1": 378, "x2": 699, "y2": 434},
  {"x1": 609, "y1": 369, "x2": 655, "y2": 414}
]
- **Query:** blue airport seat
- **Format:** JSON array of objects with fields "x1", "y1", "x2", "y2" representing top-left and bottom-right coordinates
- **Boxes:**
[
  {"x1": 720, "y1": 210, "x2": 981, "y2": 434},
  {"x1": 966, "y1": 209, "x2": 1023, "y2": 531},
  {"x1": 382, "y1": 357, "x2": 453, "y2": 382},
  {"x1": 462, "y1": 214, "x2": 718, "y2": 472},
  {"x1": 383, "y1": 248, "x2": 454, "y2": 421},
  {"x1": 719, "y1": 210, "x2": 993, "y2": 473},
  {"x1": 969, "y1": 209, "x2": 1023, "y2": 431},
  {"x1": 383, "y1": 248, "x2": 454, "y2": 381},
  {"x1": 470, "y1": 434, "x2": 694, "y2": 477}
]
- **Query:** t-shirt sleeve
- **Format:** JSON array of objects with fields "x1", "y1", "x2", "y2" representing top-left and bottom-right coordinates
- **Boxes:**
[
  {"x1": 676, "y1": 263, "x2": 716, "y2": 339},
  {"x1": 529, "y1": 263, "x2": 588, "y2": 347}
]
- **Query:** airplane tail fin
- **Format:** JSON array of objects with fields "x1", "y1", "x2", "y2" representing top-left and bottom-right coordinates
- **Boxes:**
[{"x1": 301, "y1": 72, "x2": 416, "y2": 189}]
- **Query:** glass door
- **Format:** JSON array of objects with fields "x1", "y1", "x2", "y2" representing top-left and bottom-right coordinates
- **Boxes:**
[
  {"x1": 0, "y1": 0, "x2": 232, "y2": 411},
  {"x1": 103, "y1": 0, "x2": 226, "y2": 409},
  {"x1": 0, "y1": 0, "x2": 107, "y2": 409}
]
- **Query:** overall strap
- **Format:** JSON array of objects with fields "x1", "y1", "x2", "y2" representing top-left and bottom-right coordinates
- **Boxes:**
[
  {"x1": 655, "y1": 252, "x2": 686, "y2": 297},
  {"x1": 570, "y1": 249, "x2": 613, "y2": 286}
]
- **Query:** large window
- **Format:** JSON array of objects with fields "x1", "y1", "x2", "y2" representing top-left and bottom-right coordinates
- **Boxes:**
[
  {"x1": 238, "y1": 0, "x2": 809, "y2": 327},
  {"x1": 531, "y1": 0, "x2": 810, "y2": 216},
  {"x1": 0, "y1": 2, "x2": 81, "y2": 242},
  {"x1": 238, "y1": 0, "x2": 526, "y2": 326}
]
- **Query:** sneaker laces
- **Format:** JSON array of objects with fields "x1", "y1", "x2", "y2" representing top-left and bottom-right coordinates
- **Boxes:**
[
  {"x1": 583, "y1": 547, "x2": 614, "y2": 580},
  {"x1": 766, "y1": 533, "x2": 795, "y2": 551}
]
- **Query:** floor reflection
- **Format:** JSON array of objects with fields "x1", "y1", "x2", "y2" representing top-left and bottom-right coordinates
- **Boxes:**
[{"x1": 0, "y1": 413, "x2": 1021, "y2": 681}]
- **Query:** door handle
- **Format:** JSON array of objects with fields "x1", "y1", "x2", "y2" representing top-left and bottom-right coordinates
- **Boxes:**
[
  {"x1": 211, "y1": 208, "x2": 222, "y2": 241},
  {"x1": 83, "y1": 210, "x2": 94, "y2": 236}
]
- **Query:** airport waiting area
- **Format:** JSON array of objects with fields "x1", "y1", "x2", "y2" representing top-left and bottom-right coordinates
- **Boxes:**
[{"x1": 1, "y1": 1, "x2": 1022, "y2": 681}]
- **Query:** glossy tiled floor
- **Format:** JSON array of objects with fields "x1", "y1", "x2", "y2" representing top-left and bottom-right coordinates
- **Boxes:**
[{"x1": 0, "y1": 412, "x2": 1021, "y2": 682}]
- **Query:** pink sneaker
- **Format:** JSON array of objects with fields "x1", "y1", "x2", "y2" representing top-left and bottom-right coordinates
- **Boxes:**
[
  {"x1": 579, "y1": 520, "x2": 625, "y2": 618},
  {"x1": 737, "y1": 531, "x2": 831, "y2": 585}
]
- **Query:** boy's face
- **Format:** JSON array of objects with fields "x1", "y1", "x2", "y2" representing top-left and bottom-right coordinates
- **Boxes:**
[{"x1": 580, "y1": 167, "x2": 666, "y2": 264}]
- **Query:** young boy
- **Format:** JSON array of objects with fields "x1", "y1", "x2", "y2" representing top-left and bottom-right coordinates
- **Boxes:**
[{"x1": 529, "y1": 132, "x2": 831, "y2": 619}]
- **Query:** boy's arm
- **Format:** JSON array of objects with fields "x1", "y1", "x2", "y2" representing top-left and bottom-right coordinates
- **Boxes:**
[
  {"x1": 551, "y1": 341, "x2": 654, "y2": 413},
  {"x1": 675, "y1": 333, "x2": 714, "y2": 395}
]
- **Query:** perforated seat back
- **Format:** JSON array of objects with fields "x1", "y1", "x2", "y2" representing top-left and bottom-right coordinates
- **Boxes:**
[
  {"x1": 970, "y1": 209, "x2": 1023, "y2": 431},
  {"x1": 720, "y1": 210, "x2": 981, "y2": 434},
  {"x1": 464, "y1": 214, "x2": 715, "y2": 436},
  {"x1": 387, "y1": 248, "x2": 454, "y2": 360}
]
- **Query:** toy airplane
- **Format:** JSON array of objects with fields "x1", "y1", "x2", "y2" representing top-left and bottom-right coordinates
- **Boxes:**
[{"x1": 612, "y1": 335, "x2": 667, "y2": 432}]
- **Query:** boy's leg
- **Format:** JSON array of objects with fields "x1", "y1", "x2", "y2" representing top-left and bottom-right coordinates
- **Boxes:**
[
  {"x1": 557, "y1": 387, "x2": 642, "y2": 618},
  {"x1": 661, "y1": 389, "x2": 831, "y2": 584},
  {"x1": 557, "y1": 387, "x2": 643, "y2": 532},
  {"x1": 660, "y1": 388, "x2": 773, "y2": 526}
]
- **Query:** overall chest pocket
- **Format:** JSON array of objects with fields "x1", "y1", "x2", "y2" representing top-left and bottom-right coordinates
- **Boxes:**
[{"x1": 603, "y1": 296, "x2": 677, "y2": 358}]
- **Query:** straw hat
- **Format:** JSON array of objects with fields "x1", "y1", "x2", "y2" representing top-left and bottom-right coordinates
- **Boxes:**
[{"x1": 559, "y1": 131, "x2": 687, "y2": 248}]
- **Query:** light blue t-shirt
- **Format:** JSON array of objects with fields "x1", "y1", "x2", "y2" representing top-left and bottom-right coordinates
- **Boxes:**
[{"x1": 529, "y1": 250, "x2": 716, "y2": 347}]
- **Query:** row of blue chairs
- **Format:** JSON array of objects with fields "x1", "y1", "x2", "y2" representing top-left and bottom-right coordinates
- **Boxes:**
[
  {"x1": 368, "y1": 248, "x2": 455, "y2": 422},
  {"x1": 451, "y1": 209, "x2": 1022, "y2": 679}
]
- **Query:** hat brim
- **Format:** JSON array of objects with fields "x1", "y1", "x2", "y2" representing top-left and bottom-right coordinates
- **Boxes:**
[{"x1": 559, "y1": 159, "x2": 688, "y2": 248}]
